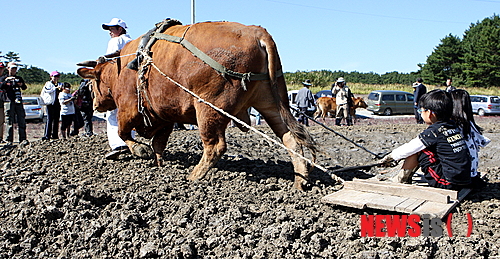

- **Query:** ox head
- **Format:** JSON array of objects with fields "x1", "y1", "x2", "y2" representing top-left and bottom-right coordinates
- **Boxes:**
[
  {"x1": 353, "y1": 97, "x2": 368, "y2": 109},
  {"x1": 77, "y1": 63, "x2": 117, "y2": 112}
]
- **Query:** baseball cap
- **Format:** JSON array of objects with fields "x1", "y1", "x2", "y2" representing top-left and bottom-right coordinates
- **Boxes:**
[
  {"x1": 50, "y1": 71, "x2": 60, "y2": 77},
  {"x1": 102, "y1": 18, "x2": 128, "y2": 30},
  {"x1": 0, "y1": 62, "x2": 5, "y2": 68}
]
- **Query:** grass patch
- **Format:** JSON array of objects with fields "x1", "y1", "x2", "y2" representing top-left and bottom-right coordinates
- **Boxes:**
[
  {"x1": 288, "y1": 83, "x2": 497, "y2": 96},
  {"x1": 24, "y1": 82, "x2": 496, "y2": 96}
]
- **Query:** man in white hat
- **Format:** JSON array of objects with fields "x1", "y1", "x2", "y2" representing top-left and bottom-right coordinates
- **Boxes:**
[
  {"x1": 99, "y1": 18, "x2": 132, "y2": 62},
  {"x1": 331, "y1": 77, "x2": 354, "y2": 126},
  {"x1": 100, "y1": 18, "x2": 135, "y2": 159},
  {"x1": 0, "y1": 62, "x2": 28, "y2": 144}
]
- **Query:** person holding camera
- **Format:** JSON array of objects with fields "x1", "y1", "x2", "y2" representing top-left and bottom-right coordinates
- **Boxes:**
[
  {"x1": 0, "y1": 62, "x2": 6, "y2": 143},
  {"x1": 0, "y1": 62, "x2": 27, "y2": 145},
  {"x1": 58, "y1": 83, "x2": 76, "y2": 139},
  {"x1": 331, "y1": 77, "x2": 354, "y2": 126}
]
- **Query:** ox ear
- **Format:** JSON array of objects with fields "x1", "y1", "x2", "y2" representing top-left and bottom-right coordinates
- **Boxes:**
[{"x1": 77, "y1": 67, "x2": 97, "y2": 79}]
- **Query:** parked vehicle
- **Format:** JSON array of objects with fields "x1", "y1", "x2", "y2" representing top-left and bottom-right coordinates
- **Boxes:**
[
  {"x1": 366, "y1": 90, "x2": 415, "y2": 116},
  {"x1": 470, "y1": 95, "x2": 500, "y2": 116},
  {"x1": 314, "y1": 90, "x2": 332, "y2": 98},
  {"x1": 287, "y1": 90, "x2": 316, "y2": 116},
  {"x1": 23, "y1": 96, "x2": 45, "y2": 121}
]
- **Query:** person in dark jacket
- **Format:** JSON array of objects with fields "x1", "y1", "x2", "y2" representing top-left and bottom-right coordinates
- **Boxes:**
[
  {"x1": 296, "y1": 79, "x2": 315, "y2": 126},
  {"x1": 413, "y1": 78, "x2": 427, "y2": 124},
  {"x1": 71, "y1": 79, "x2": 94, "y2": 136},
  {"x1": 0, "y1": 62, "x2": 27, "y2": 145}
]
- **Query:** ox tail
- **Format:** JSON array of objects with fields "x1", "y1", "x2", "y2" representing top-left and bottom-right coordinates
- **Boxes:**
[{"x1": 260, "y1": 32, "x2": 318, "y2": 157}]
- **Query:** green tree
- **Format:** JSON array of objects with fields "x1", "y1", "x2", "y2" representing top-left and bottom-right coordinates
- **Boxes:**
[
  {"x1": 2, "y1": 51, "x2": 21, "y2": 63},
  {"x1": 17, "y1": 66, "x2": 49, "y2": 84},
  {"x1": 420, "y1": 34, "x2": 464, "y2": 86},
  {"x1": 461, "y1": 14, "x2": 500, "y2": 87}
]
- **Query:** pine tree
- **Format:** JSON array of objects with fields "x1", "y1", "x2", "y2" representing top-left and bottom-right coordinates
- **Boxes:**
[
  {"x1": 420, "y1": 34, "x2": 464, "y2": 86},
  {"x1": 461, "y1": 14, "x2": 500, "y2": 87}
]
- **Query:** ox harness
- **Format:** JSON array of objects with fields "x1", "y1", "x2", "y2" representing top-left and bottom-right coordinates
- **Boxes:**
[{"x1": 127, "y1": 18, "x2": 283, "y2": 127}]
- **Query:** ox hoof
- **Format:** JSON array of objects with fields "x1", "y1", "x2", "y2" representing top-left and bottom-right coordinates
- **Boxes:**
[
  {"x1": 293, "y1": 174, "x2": 312, "y2": 191},
  {"x1": 131, "y1": 143, "x2": 154, "y2": 159}
]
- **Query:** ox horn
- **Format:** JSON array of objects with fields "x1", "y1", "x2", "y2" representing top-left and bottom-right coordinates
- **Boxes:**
[{"x1": 76, "y1": 60, "x2": 98, "y2": 67}]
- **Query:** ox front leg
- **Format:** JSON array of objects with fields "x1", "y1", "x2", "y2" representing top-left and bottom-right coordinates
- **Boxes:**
[
  {"x1": 187, "y1": 132, "x2": 227, "y2": 181},
  {"x1": 282, "y1": 131, "x2": 310, "y2": 190},
  {"x1": 120, "y1": 129, "x2": 153, "y2": 160},
  {"x1": 151, "y1": 125, "x2": 174, "y2": 166}
]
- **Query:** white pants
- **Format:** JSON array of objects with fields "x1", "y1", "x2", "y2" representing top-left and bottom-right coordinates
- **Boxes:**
[{"x1": 107, "y1": 109, "x2": 135, "y2": 149}]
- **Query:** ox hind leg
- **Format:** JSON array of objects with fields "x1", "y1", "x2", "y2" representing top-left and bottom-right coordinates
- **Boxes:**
[
  {"x1": 313, "y1": 107, "x2": 322, "y2": 120},
  {"x1": 187, "y1": 106, "x2": 229, "y2": 181},
  {"x1": 255, "y1": 103, "x2": 312, "y2": 190}
]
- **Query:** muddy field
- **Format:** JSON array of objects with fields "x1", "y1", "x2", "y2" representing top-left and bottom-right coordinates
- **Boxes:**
[{"x1": 1, "y1": 115, "x2": 499, "y2": 258}]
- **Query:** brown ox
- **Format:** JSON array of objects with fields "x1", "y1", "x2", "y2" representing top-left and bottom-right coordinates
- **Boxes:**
[
  {"x1": 77, "y1": 21, "x2": 317, "y2": 190},
  {"x1": 313, "y1": 97, "x2": 368, "y2": 122}
]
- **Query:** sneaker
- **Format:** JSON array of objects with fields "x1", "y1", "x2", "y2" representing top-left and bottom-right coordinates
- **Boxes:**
[
  {"x1": 104, "y1": 146, "x2": 130, "y2": 160},
  {"x1": 105, "y1": 149, "x2": 121, "y2": 160}
]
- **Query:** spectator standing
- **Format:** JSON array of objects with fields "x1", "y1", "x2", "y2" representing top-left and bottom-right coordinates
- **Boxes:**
[
  {"x1": 41, "y1": 71, "x2": 62, "y2": 140},
  {"x1": 101, "y1": 18, "x2": 134, "y2": 159},
  {"x1": 295, "y1": 79, "x2": 315, "y2": 126},
  {"x1": 75, "y1": 79, "x2": 94, "y2": 136},
  {"x1": 413, "y1": 78, "x2": 427, "y2": 124},
  {"x1": 58, "y1": 83, "x2": 75, "y2": 139},
  {"x1": 331, "y1": 77, "x2": 354, "y2": 126},
  {"x1": 445, "y1": 78, "x2": 456, "y2": 92},
  {"x1": 0, "y1": 62, "x2": 27, "y2": 145},
  {"x1": 0, "y1": 62, "x2": 6, "y2": 143}
]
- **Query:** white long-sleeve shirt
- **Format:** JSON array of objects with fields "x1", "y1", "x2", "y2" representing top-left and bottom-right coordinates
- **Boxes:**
[{"x1": 390, "y1": 137, "x2": 426, "y2": 161}]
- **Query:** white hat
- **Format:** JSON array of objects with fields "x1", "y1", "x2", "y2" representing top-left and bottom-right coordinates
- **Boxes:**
[
  {"x1": 302, "y1": 79, "x2": 312, "y2": 86},
  {"x1": 102, "y1": 18, "x2": 128, "y2": 30},
  {"x1": 7, "y1": 62, "x2": 18, "y2": 68},
  {"x1": 337, "y1": 77, "x2": 345, "y2": 83}
]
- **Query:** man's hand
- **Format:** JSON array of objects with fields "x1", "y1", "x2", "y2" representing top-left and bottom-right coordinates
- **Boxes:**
[
  {"x1": 378, "y1": 154, "x2": 398, "y2": 167},
  {"x1": 97, "y1": 56, "x2": 107, "y2": 64}
]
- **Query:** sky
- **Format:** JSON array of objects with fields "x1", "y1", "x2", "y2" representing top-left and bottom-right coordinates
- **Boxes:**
[{"x1": 1, "y1": 0, "x2": 499, "y2": 76}]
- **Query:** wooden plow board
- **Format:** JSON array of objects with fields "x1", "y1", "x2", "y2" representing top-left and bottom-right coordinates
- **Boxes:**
[{"x1": 322, "y1": 178, "x2": 471, "y2": 219}]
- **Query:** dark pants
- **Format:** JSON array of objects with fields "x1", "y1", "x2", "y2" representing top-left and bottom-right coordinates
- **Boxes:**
[
  {"x1": 297, "y1": 107, "x2": 309, "y2": 126},
  {"x1": 414, "y1": 107, "x2": 424, "y2": 124},
  {"x1": 44, "y1": 103, "x2": 60, "y2": 139},
  {"x1": 5, "y1": 102, "x2": 26, "y2": 142},
  {"x1": 61, "y1": 114, "x2": 74, "y2": 129},
  {"x1": 80, "y1": 105, "x2": 94, "y2": 135}
]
